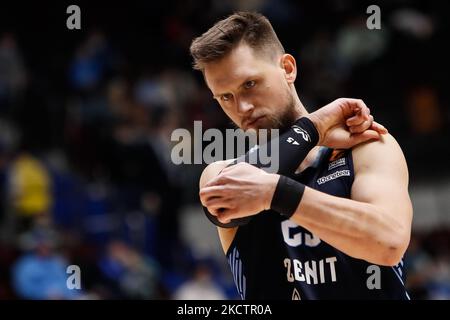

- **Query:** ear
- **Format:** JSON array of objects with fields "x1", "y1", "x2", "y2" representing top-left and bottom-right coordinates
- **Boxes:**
[{"x1": 280, "y1": 54, "x2": 297, "y2": 84}]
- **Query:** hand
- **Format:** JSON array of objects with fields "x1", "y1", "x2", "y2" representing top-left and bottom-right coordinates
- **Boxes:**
[
  {"x1": 306, "y1": 98, "x2": 388, "y2": 149},
  {"x1": 199, "y1": 162, "x2": 279, "y2": 224}
]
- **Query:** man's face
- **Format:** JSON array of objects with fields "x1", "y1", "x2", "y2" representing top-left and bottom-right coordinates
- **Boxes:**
[{"x1": 204, "y1": 43, "x2": 297, "y2": 132}]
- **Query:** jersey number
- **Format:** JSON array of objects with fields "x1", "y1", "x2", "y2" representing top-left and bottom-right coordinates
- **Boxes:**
[{"x1": 281, "y1": 220, "x2": 321, "y2": 247}]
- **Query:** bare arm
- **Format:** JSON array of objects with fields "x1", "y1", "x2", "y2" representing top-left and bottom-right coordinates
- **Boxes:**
[
  {"x1": 291, "y1": 134, "x2": 412, "y2": 266},
  {"x1": 199, "y1": 160, "x2": 238, "y2": 253},
  {"x1": 199, "y1": 98, "x2": 392, "y2": 256},
  {"x1": 202, "y1": 134, "x2": 413, "y2": 265}
]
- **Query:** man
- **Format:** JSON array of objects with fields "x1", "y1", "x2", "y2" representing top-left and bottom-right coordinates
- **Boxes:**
[{"x1": 191, "y1": 12, "x2": 412, "y2": 299}]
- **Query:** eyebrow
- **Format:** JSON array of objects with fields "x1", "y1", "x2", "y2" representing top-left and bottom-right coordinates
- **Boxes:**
[{"x1": 212, "y1": 75, "x2": 260, "y2": 99}]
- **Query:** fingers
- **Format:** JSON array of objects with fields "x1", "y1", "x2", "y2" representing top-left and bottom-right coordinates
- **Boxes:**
[
  {"x1": 346, "y1": 105, "x2": 370, "y2": 126},
  {"x1": 338, "y1": 98, "x2": 368, "y2": 119},
  {"x1": 204, "y1": 174, "x2": 229, "y2": 187},
  {"x1": 201, "y1": 195, "x2": 243, "y2": 223},
  {"x1": 204, "y1": 164, "x2": 248, "y2": 187},
  {"x1": 204, "y1": 196, "x2": 231, "y2": 210},
  {"x1": 349, "y1": 115, "x2": 373, "y2": 134},
  {"x1": 211, "y1": 207, "x2": 227, "y2": 218},
  {"x1": 349, "y1": 130, "x2": 381, "y2": 145},
  {"x1": 217, "y1": 212, "x2": 231, "y2": 223},
  {"x1": 347, "y1": 110, "x2": 388, "y2": 136},
  {"x1": 201, "y1": 195, "x2": 229, "y2": 218},
  {"x1": 217, "y1": 209, "x2": 240, "y2": 224},
  {"x1": 208, "y1": 207, "x2": 231, "y2": 223},
  {"x1": 346, "y1": 114, "x2": 364, "y2": 127},
  {"x1": 199, "y1": 186, "x2": 227, "y2": 205},
  {"x1": 207, "y1": 207, "x2": 235, "y2": 223},
  {"x1": 371, "y1": 121, "x2": 388, "y2": 134},
  {"x1": 360, "y1": 103, "x2": 370, "y2": 121}
]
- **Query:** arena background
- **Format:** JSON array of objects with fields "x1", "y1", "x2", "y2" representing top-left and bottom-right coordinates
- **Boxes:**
[{"x1": 0, "y1": 0, "x2": 449, "y2": 300}]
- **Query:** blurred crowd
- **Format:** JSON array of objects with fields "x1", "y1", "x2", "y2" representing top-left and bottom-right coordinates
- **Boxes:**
[{"x1": 0, "y1": 0, "x2": 449, "y2": 299}]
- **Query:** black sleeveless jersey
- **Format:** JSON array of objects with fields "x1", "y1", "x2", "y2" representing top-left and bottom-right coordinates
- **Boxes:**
[{"x1": 226, "y1": 147, "x2": 409, "y2": 300}]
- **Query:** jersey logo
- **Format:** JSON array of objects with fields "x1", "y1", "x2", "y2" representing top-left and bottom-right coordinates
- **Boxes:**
[
  {"x1": 292, "y1": 288, "x2": 301, "y2": 300},
  {"x1": 328, "y1": 157, "x2": 346, "y2": 170},
  {"x1": 292, "y1": 126, "x2": 311, "y2": 142},
  {"x1": 317, "y1": 170, "x2": 350, "y2": 185}
]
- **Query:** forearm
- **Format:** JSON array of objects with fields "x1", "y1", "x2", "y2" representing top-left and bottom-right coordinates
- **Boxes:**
[
  {"x1": 290, "y1": 187, "x2": 407, "y2": 266},
  {"x1": 202, "y1": 117, "x2": 319, "y2": 228},
  {"x1": 237, "y1": 116, "x2": 319, "y2": 175}
]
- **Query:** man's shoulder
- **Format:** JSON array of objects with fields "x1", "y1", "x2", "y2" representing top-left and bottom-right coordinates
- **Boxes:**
[
  {"x1": 351, "y1": 133, "x2": 403, "y2": 158},
  {"x1": 350, "y1": 133, "x2": 407, "y2": 174}
]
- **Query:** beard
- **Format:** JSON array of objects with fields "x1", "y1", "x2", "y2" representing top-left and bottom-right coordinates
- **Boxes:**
[
  {"x1": 233, "y1": 94, "x2": 299, "y2": 145},
  {"x1": 267, "y1": 98, "x2": 298, "y2": 129},
  {"x1": 230, "y1": 87, "x2": 300, "y2": 138},
  {"x1": 256, "y1": 90, "x2": 299, "y2": 137}
]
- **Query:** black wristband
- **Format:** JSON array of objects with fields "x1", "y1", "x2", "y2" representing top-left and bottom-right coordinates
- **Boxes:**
[
  {"x1": 202, "y1": 206, "x2": 252, "y2": 228},
  {"x1": 237, "y1": 116, "x2": 319, "y2": 175},
  {"x1": 292, "y1": 117, "x2": 319, "y2": 146},
  {"x1": 270, "y1": 175, "x2": 305, "y2": 218}
]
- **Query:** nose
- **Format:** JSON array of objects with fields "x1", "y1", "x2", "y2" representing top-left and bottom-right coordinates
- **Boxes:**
[{"x1": 236, "y1": 98, "x2": 254, "y2": 116}]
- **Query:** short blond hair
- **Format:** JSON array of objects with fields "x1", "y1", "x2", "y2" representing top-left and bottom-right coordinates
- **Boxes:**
[{"x1": 190, "y1": 12, "x2": 285, "y2": 70}]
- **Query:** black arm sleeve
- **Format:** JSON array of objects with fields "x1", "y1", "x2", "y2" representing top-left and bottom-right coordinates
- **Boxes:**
[{"x1": 202, "y1": 117, "x2": 319, "y2": 228}]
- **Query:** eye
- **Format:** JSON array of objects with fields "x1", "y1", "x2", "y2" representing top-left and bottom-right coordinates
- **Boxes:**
[
  {"x1": 244, "y1": 80, "x2": 256, "y2": 89},
  {"x1": 221, "y1": 93, "x2": 233, "y2": 102}
]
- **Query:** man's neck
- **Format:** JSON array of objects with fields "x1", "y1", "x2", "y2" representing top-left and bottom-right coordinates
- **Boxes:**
[
  {"x1": 292, "y1": 91, "x2": 309, "y2": 120},
  {"x1": 290, "y1": 93, "x2": 320, "y2": 174}
]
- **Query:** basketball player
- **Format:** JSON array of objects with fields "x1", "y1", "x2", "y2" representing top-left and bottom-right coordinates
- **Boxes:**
[{"x1": 192, "y1": 12, "x2": 412, "y2": 299}]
